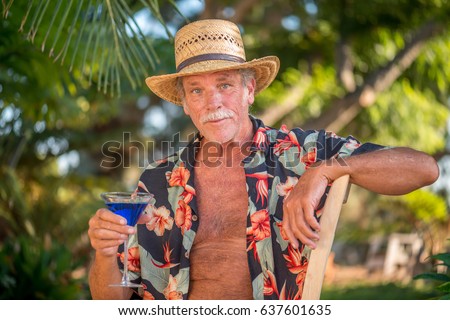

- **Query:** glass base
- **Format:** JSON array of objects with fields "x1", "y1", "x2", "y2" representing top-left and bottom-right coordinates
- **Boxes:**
[{"x1": 109, "y1": 282, "x2": 142, "y2": 288}]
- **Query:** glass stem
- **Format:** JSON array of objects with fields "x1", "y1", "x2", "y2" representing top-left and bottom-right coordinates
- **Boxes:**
[{"x1": 122, "y1": 237, "x2": 129, "y2": 285}]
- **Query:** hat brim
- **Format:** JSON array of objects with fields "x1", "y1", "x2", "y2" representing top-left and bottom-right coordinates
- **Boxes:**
[{"x1": 145, "y1": 56, "x2": 280, "y2": 106}]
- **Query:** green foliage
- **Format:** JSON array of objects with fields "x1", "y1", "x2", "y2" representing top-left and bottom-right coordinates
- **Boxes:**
[
  {"x1": 322, "y1": 282, "x2": 436, "y2": 300},
  {"x1": 414, "y1": 249, "x2": 450, "y2": 300},
  {"x1": 0, "y1": 236, "x2": 88, "y2": 299},
  {"x1": 0, "y1": 167, "x2": 30, "y2": 236},
  {"x1": 255, "y1": 64, "x2": 343, "y2": 127},
  {"x1": 352, "y1": 80, "x2": 448, "y2": 154},
  {"x1": 403, "y1": 190, "x2": 448, "y2": 223},
  {"x1": 376, "y1": 189, "x2": 448, "y2": 236},
  {"x1": 409, "y1": 33, "x2": 450, "y2": 103},
  {"x1": 2, "y1": 0, "x2": 185, "y2": 95}
]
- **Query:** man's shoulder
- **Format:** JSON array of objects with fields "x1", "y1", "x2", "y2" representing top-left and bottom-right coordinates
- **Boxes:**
[{"x1": 145, "y1": 153, "x2": 180, "y2": 171}]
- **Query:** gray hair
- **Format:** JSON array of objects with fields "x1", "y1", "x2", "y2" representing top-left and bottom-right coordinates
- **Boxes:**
[{"x1": 176, "y1": 68, "x2": 256, "y2": 103}]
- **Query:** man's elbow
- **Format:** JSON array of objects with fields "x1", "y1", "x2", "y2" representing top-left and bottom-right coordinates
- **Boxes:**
[{"x1": 420, "y1": 153, "x2": 440, "y2": 187}]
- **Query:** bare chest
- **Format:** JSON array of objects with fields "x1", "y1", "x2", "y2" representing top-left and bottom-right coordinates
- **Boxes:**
[
  {"x1": 193, "y1": 163, "x2": 248, "y2": 242},
  {"x1": 188, "y1": 163, "x2": 253, "y2": 299}
]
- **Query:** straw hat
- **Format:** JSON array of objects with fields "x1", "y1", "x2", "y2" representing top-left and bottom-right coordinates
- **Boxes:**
[{"x1": 145, "y1": 19, "x2": 280, "y2": 106}]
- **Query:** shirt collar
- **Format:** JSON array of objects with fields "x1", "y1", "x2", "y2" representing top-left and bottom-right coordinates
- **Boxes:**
[
  {"x1": 248, "y1": 115, "x2": 273, "y2": 153},
  {"x1": 177, "y1": 115, "x2": 273, "y2": 166}
]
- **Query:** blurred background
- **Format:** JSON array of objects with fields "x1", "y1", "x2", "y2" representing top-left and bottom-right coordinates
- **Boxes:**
[{"x1": 0, "y1": 0, "x2": 449, "y2": 299}]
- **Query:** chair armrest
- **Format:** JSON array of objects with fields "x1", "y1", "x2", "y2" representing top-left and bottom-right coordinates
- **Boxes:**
[{"x1": 302, "y1": 174, "x2": 350, "y2": 300}]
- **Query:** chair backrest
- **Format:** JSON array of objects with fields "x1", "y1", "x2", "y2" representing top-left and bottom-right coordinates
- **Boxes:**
[{"x1": 302, "y1": 174, "x2": 350, "y2": 300}]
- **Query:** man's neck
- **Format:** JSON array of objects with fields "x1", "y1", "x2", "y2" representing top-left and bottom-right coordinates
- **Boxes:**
[{"x1": 197, "y1": 127, "x2": 254, "y2": 168}]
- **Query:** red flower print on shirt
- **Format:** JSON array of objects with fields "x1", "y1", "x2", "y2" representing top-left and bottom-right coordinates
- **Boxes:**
[
  {"x1": 143, "y1": 291, "x2": 155, "y2": 300},
  {"x1": 345, "y1": 138, "x2": 361, "y2": 150},
  {"x1": 167, "y1": 162, "x2": 196, "y2": 204},
  {"x1": 276, "y1": 176, "x2": 299, "y2": 199},
  {"x1": 175, "y1": 199, "x2": 192, "y2": 235},
  {"x1": 145, "y1": 204, "x2": 174, "y2": 236},
  {"x1": 163, "y1": 275, "x2": 183, "y2": 300},
  {"x1": 151, "y1": 242, "x2": 180, "y2": 269},
  {"x1": 280, "y1": 124, "x2": 289, "y2": 133},
  {"x1": 246, "y1": 172, "x2": 269, "y2": 206},
  {"x1": 274, "y1": 131, "x2": 301, "y2": 156},
  {"x1": 276, "y1": 221, "x2": 289, "y2": 241},
  {"x1": 118, "y1": 246, "x2": 140, "y2": 272},
  {"x1": 167, "y1": 162, "x2": 190, "y2": 187},
  {"x1": 253, "y1": 127, "x2": 270, "y2": 149},
  {"x1": 263, "y1": 270, "x2": 279, "y2": 297},
  {"x1": 279, "y1": 282, "x2": 303, "y2": 300},
  {"x1": 180, "y1": 184, "x2": 196, "y2": 204},
  {"x1": 246, "y1": 229, "x2": 259, "y2": 262},
  {"x1": 283, "y1": 244, "x2": 308, "y2": 287},
  {"x1": 250, "y1": 209, "x2": 271, "y2": 241},
  {"x1": 301, "y1": 147, "x2": 317, "y2": 168}
]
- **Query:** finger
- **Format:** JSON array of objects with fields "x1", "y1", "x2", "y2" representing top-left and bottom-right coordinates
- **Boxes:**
[
  {"x1": 296, "y1": 211, "x2": 320, "y2": 241},
  {"x1": 291, "y1": 206, "x2": 318, "y2": 249},
  {"x1": 91, "y1": 238, "x2": 125, "y2": 250},
  {"x1": 303, "y1": 203, "x2": 321, "y2": 232},
  {"x1": 101, "y1": 221, "x2": 135, "y2": 235},
  {"x1": 281, "y1": 214, "x2": 299, "y2": 249},
  {"x1": 96, "y1": 208, "x2": 127, "y2": 225},
  {"x1": 97, "y1": 226, "x2": 135, "y2": 240},
  {"x1": 94, "y1": 241, "x2": 125, "y2": 257},
  {"x1": 88, "y1": 222, "x2": 134, "y2": 246}
]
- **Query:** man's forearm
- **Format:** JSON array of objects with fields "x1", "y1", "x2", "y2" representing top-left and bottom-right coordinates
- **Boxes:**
[
  {"x1": 325, "y1": 147, "x2": 439, "y2": 195},
  {"x1": 89, "y1": 253, "x2": 132, "y2": 300}
]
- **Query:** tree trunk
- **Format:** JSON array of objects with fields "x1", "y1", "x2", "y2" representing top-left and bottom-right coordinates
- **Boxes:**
[{"x1": 199, "y1": 0, "x2": 260, "y2": 24}]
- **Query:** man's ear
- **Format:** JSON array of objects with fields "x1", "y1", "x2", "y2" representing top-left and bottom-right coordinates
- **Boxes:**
[
  {"x1": 247, "y1": 77, "x2": 256, "y2": 105},
  {"x1": 182, "y1": 103, "x2": 190, "y2": 116}
]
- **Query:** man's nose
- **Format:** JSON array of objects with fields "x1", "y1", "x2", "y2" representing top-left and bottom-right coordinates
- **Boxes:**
[{"x1": 205, "y1": 89, "x2": 222, "y2": 109}]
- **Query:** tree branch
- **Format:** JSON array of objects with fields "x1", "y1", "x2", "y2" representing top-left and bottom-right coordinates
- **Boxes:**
[
  {"x1": 258, "y1": 76, "x2": 311, "y2": 126},
  {"x1": 198, "y1": 0, "x2": 216, "y2": 20},
  {"x1": 229, "y1": 0, "x2": 260, "y2": 24},
  {"x1": 303, "y1": 20, "x2": 445, "y2": 132},
  {"x1": 336, "y1": 38, "x2": 356, "y2": 92},
  {"x1": 199, "y1": 0, "x2": 259, "y2": 24}
]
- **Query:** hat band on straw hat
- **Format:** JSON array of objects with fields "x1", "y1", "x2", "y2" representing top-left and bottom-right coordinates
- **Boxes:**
[{"x1": 176, "y1": 53, "x2": 246, "y2": 72}]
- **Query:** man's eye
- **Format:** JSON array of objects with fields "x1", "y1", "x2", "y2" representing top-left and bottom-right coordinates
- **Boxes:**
[
  {"x1": 191, "y1": 88, "x2": 201, "y2": 94},
  {"x1": 220, "y1": 84, "x2": 230, "y2": 89}
]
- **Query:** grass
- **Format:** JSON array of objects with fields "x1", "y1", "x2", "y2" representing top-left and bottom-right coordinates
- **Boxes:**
[{"x1": 321, "y1": 282, "x2": 437, "y2": 300}]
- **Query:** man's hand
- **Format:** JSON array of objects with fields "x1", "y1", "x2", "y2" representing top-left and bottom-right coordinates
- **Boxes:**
[
  {"x1": 281, "y1": 158, "x2": 349, "y2": 249},
  {"x1": 88, "y1": 208, "x2": 135, "y2": 257},
  {"x1": 281, "y1": 164, "x2": 335, "y2": 249},
  {"x1": 88, "y1": 209, "x2": 136, "y2": 300}
]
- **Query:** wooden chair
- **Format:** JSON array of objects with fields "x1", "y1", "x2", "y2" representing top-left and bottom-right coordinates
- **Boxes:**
[{"x1": 302, "y1": 174, "x2": 350, "y2": 300}]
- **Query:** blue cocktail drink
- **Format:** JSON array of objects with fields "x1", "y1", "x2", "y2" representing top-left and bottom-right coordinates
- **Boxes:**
[
  {"x1": 101, "y1": 192, "x2": 153, "y2": 287},
  {"x1": 104, "y1": 202, "x2": 148, "y2": 226}
]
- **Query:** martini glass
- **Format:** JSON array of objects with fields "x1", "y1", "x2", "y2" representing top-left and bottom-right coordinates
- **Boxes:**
[{"x1": 101, "y1": 192, "x2": 153, "y2": 287}]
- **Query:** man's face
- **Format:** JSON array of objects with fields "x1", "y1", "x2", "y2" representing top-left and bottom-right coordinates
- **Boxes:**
[{"x1": 181, "y1": 70, "x2": 256, "y2": 144}]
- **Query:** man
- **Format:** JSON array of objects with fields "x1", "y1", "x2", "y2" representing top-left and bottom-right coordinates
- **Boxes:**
[{"x1": 88, "y1": 19, "x2": 439, "y2": 300}]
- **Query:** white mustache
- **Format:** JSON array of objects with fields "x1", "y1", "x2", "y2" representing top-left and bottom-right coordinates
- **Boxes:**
[{"x1": 200, "y1": 109, "x2": 234, "y2": 124}]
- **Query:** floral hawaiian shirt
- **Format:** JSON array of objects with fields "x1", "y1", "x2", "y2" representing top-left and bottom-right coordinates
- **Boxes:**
[{"x1": 118, "y1": 116, "x2": 383, "y2": 300}]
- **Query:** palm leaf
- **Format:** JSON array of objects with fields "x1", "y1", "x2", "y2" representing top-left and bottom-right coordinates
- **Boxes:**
[{"x1": 2, "y1": 0, "x2": 183, "y2": 95}]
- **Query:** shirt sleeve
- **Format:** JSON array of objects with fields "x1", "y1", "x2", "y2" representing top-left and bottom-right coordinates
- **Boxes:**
[{"x1": 312, "y1": 129, "x2": 385, "y2": 161}]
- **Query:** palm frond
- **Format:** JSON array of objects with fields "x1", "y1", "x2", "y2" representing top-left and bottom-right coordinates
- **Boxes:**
[{"x1": 3, "y1": 0, "x2": 183, "y2": 95}]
